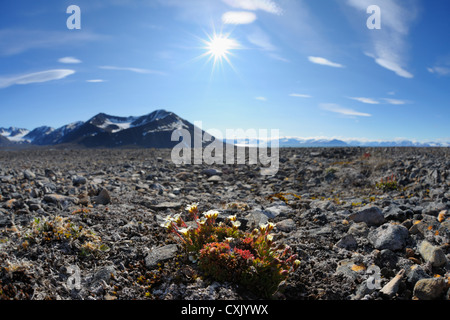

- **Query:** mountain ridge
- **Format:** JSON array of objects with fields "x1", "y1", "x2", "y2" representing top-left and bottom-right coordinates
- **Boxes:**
[{"x1": 1, "y1": 110, "x2": 449, "y2": 148}]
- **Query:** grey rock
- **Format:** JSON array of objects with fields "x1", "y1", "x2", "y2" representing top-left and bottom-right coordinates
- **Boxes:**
[
  {"x1": 145, "y1": 244, "x2": 178, "y2": 269},
  {"x1": 418, "y1": 240, "x2": 448, "y2": 267},
  {"x1": 368, "y1": 223, "x2": 409, "y2": 251},
  {"x1": 276, "y1": 219, "x2": 296, "y2": 232},
  {"x1": 243, "y1": 210, "x2": 269, "y2": 230},
  {"x1": 95, "y1": 188, "x2": 111, "y2": 205},
  {"x1": 23, "y1": 169, "x2": 36, "y2": 180},
  {"x1": 347, "y1": 206, "x2": 385, "y2": 227},
  {"x1": 72, "y1": 175, "x2": 87, "y2": 186},
  {"x1": 335, "y1": 234, "x2": 358, "y2": 250},
  {"x1": 380, "y1": 269, "x2": 405, "y2": 298},
  {"x1": 413, "y1": 278, "x2": 447, "y2": 300},
  {"x1": 384, "y1": 206, "x2": 410, "y2": 222},
  {"x1": 207, "y1": 175, "x2": 222, "y2": 182},
  {"x1": 203, "y1": 168, "x2": 222, "y2": 177},
  {"x1": 264, "y1": 204, "x2": 291, "y2": 218},
  {"x1": 406, "y1": 265, "x2": 430, "y2": 286},
  {"x1": 348, "y1": 222, "x2": 369, "y2": 237},
  {"x1": 43, "y1": 194, "x2": 79, "y2": 205}
]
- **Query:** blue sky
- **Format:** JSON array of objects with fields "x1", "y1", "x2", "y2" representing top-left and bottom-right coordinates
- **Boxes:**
[{"x1": 0, "y1": 0, "x2": 449, "y2": 142}]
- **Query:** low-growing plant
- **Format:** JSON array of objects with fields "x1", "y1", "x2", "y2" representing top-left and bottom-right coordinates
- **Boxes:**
[
  {"x1": 161, "y1": 203, "x2": 300, "y2": 298},
  {"x1": 376, "y1": 174, "x2": 398, "y2": 192},
  {"x1": 24, "y1": 216, "x2": 109, "y2": 257}
]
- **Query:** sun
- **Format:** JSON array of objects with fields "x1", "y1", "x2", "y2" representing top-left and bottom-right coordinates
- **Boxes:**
[{"x1": 201, "y1": 32, "x2": 240, "y2": 71}]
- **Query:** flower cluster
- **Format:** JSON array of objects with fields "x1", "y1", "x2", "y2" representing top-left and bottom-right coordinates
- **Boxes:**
[{"x1": 161, "y1": 203, "x2": 300, "y2": 298}]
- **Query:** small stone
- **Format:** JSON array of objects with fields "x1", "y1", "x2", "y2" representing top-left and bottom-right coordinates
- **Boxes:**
[
  {"x1": 418, "y1": 240, "x2": 448, "y2": 267},
  {"x1": 413, "y1": 278, "x2": 447, "y2": 300},
  {"x1": 276, "y1": 219, "x2": 296, "y2": 232},
  {"x1": 368, "y1": 223, "x2": 409, "y2": 251},
  {"x1": 95, "y1": 188, "x2": 111, "y2": 205},
  {"x1": 347, "y1": 206, "x2": 385, "y2": 227},
  {"x1": 348, "y1": 222, "x2": 369, "y2": 237},
  {"x1": 23, "y1": 169, "x2": 36, "y2": 180},
  {"x1": 380, "y1": 269, "x2": 405, "y2": 298},
  {"x1": 145, "y1": 244, "x2": 178, "y2": 269},
  {"x1": 335, "y1": 234, "x2": 358, "y2": 250},
  {"x1": 72, "y1": 175, "x2": 87, "y2": 186},
  {"x1": 203, "y1": 168, "x2": 222, "y2": 177},
  {"x1": 43, "y1": 194, "x2": 78, "y2": 205},
  {"x1": 207, "y1": 175, "x2": 222, "y2": 182},
  {"x1": 406, "y1": 265, "x2": 430, "y2": 286}
]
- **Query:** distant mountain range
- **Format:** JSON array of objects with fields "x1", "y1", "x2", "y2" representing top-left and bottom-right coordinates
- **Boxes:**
[{"x1": 1, "y1": 109, "x2": 449, "y2": 148}]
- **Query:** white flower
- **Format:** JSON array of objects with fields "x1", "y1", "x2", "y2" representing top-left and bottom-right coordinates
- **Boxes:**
[
  {"x1": 203, "y1": 210, "x2": 219, "y2": 220},
  {"x1": 185, "y1": 203, "x2": 199, "y2": 213},
  {"x1": 177, "y1": 227, "x2": 191, "y2": 236},
  {"x1": 231, "y1": 220, "x2": 241, "y2": 228}
]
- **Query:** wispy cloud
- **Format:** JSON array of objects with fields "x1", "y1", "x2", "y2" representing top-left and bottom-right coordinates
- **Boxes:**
[
  {"x1": 382, "y1": 98, "x2": 407, "y2": 105},
  {"x1": 308, "y1": 56, "x2": 344, "y2": 68},
  {"x1": 99, "y1": 65, "x2": 166, "y2": 75},
  {"x1": 255, "y1": 96, "x2": 267, "y2": 101},
  {"x1": 320, "y1": 103, "x2": 371, "y2": 117},
  {"x1": 0, "y1": 29, "x2": 103, "y2": 56},
  {"x1": 0, "y1": 69, "x2": 75, "y2": 89},
  {"x1": 348, "y1": 97, "x2": 380, "y2": 104},
  {"x1": 427, "y1": 66, "x2": 450, "y2": 76},
  {"x1": 86, "y1": 79, "x2": 105, "y2": 83},
  {"x1": 345, "y1": 0, "x2": 418, "y2": 78},
  {"x1": 222, "y1": 11, "x2": 257, "y2": 24},
  {"x1": 368, "y1": 53, "x2": 413, "y2": 79},
  {"x1": 247, "y1": 28, "x2": 277, "y2": 52},
  {"x1": 58, "y1": 57, "x2": 82, "y2": 64},
  {"x1": 290, "y1": 93, "x2": 312, "y2": 98},
  {"x1": 246, "y1": 27, "x2": 288, "y2": 62},
  {"x1": 222, "y1": 0, "x2": 283, "y2": 15}
]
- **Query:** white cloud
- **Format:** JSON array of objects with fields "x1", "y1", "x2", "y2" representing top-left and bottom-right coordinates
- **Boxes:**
[
  {"x1": 348, "y1": 97, "x2": 380, "y2": 104},
  {"x1": 222, "y1": 11, "x2": 257, "y2": 24},
  {"x1": 308, "y1": 56, "x2": 344, "y2": 68},
  {"x1": 382, "y1": 98, "x2": 407, "y2": 105},
  {"x1": 320, "y1": 103, "x2": 371, "y2": 117},
  {"x1": 99, "y1": 65, "x2": 166, "y2": 75},
  {"x1": 222, "y1": 0, "x2": 283, "y2": 15},
  {"x1": 374, "y1": 57, "x2": 413, "y2": 79},
  {"x1": 86, "y1": 79, "x2": 105, "y2": 83},
  {"x1": 58, "y1": 56, "x2": 82, "y2": 64},
  {"x1": 427, "y1": 66, "x2": 450, "y2": 76},
  {"x1": 290, "y1": 93, "x2": 312, "y2": 98},
  {"x1": 255, "y1": 96, "x2": 267, "y2": 101},
  {"x1": 0, "y1": 69, "x2": 75, "y2": 89}
]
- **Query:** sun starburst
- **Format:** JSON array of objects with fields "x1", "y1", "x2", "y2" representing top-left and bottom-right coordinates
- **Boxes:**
[{"x1": 200, "y1": 31, "x2": 240, "y2": 71}]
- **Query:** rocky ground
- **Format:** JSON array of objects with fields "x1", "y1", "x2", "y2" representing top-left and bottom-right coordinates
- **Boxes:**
[{"x1": 0, "y1": 147, "x2": 449, "y2": 300}]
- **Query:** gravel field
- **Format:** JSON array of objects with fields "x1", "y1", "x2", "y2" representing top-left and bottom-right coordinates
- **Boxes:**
[{"x1": 0, "y1": 147, "x2": 449, "y2": 301}]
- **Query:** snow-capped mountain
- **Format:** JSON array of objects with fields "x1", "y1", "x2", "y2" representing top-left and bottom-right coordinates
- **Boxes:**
[
  {"x1": 23, "y1": 126, "x2": 54, "y2": 143},
  {"x1": 0, "y1": 127, "x2": 30, "y2": 142},
  {"x1": 1, "y1": 109, "x2": 204, "y2": 148}
]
